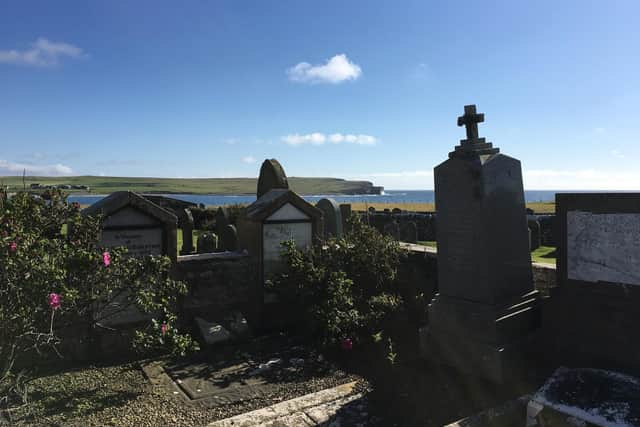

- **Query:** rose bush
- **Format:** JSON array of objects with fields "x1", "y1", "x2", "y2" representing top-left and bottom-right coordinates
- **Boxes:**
[
  {"x1": 268, "y1": 214, "x2": 406, "y2": 356},
  {"x1": 0, "y1": 190, "x2": 197, "y2": 411}
]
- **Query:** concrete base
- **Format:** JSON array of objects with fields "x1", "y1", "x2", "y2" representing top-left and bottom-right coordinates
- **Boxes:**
[{"x1": 420, "y1": 291, "x2": 540, "y2": 383}]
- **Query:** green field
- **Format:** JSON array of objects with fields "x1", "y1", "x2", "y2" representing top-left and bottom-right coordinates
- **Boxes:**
[{"x1": 0, "y1": 175, "x2": 378, "y2": 195}]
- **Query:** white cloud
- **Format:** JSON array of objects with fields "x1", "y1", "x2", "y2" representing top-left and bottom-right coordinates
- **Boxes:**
[
  {"x1": 611, "y1": 149, "x2": 624, "y2": 158},
  {"x1": 0, "y1": 38, "x2": 86, "y2": 67},
  {"x1": 242, "y1": 156, "x2": 257, "y2": 164},
  {"x1": 282, "y1": 132, "x2": 376, "y2": 146},
  {"x1": 0, "y1": 160, "x2": 74, "y2": 176},
  {"x1": 287, "y1": 54, "x2": 362, "y2": 84}
]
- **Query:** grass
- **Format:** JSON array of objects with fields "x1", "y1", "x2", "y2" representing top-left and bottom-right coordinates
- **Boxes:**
[
  {"x1": 416, "y1": 241, "x2": 557, "y2": 265},
  {"x1": 0, "y1": 175, "x2": 377, "y2": 195},
  {"x1": 351, "y1": 202, "x2": 555, "y2": 214},
  {"x1": 531, "y1": 245, "x2": 557, "y2": 264}
]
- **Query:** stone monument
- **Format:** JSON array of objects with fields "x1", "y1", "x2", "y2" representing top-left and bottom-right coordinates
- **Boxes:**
[
  {"x1": 316, "y1": 198, "x2": 343, "y2": 239},
  {"x1": 421, "y1": 105, "x2": 540, "y2": 382},
  {"x1": 197, "y1": 232, "x2": 217, "y2": 254},
  {"x1": 256, "y1": 159, "x2": 289, "y2": 199},
  {"x1": 177, "y1": 208, "x2": 195, "y2": 255}
]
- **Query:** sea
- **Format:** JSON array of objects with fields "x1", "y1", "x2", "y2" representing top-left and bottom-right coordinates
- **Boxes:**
[{"x1": 67, "y1": 190, "x2": 571, "y2": 207}]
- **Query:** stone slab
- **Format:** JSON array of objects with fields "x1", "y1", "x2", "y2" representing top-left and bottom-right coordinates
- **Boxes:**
[
  {"x1": 207, "y1": 381, "x2": 360, "y2": 427},
  {"x1": 528, "y1": 367, "x2": 640, "y2": 427}
]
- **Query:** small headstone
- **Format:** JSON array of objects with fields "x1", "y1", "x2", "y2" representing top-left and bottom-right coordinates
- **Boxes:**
[
  {"x1": 256, "y1": 159, "x2": 289, "y2": 199},
  {"x1": 392, "y1": 208, "x2": 402, "y2": 215},
  {"x1": 339, "y1": 204, "x2": 352, "y2": 233},
  {"x1": 528, "y1": 219, "x2": 541, "y2": 251},
  {"x1": 219, "y1": 224, "x2": 238, "y2": 251},
  {"x1": 197, "y1": 232, "x2": 218, "y2": 254},
  {"x1": 177, "y1": 208, "x2": 195, "y2": 255},
  {"x1": 383, "y1": 208, "x2": 391, "y2": 214},
  {"x1": 316, "y1": 198, "x2": 343, "y2": 239},
  {"x1": 368, "y1": 206, "x2": 376, "y2": 214},
  {"x1": 383, "y1": 221, "x2": 400, "y2": 240},
  {"x1": 215, "y1": 207, "x2": 230, "y2": 235},
  {"x1": 401, "y1": 221, "x2": 418, "y2": 243}
]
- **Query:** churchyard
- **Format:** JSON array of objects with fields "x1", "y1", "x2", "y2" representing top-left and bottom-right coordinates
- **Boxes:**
[{"x1": 2, "y1": 105, "x2": 640, "y2": 426}]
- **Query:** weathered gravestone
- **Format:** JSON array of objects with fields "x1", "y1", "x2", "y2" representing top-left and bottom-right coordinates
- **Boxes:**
[
  {"x1": 544, "y1": 193, "x2": 640, "y2": 375},
  {"x1": 339, "y1": 203, "x2": 352, "y2": 233},
  {"x1": 197, "y1": 232, "x2": 218, "y2": 254},
  {"x1": 177, "y1": 208, "x2": 195, "y2": 255},
  {"x1": 215, "y1": 207, "x2": 230, "y2": 235},
  {"x1": 219, "y1": 224, "x2": 238, "y2": 251},
  {"x1": 256, "y1": 158, "x2": 289, "y2": 199},
  {"x1": 83, "y1": 191, "x2": 177, "y2": 261},
  {"x1": 421, "y1": 105, "x2": 540, "y2": 382},
  {"x1": 383, "y1": 220, "x2": 400, "y2": 240},
  {"x1": 82, "y1": 191, "x2": 178, "y2": 325},
  {"x1": 316, "y1": 198, "x2": 343, "y2": 239},
  {"x1": 401, "y1": 221, "x2": 418, "y2": 243},
  {"x1": 527, "y1": 219, "x2": 541, "y2": 251}
]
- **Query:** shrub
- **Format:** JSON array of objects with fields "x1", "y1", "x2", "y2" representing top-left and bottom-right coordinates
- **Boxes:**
[
  {"x1": 0, "y1": 190, "x2": 197, "y2": 411},
  {"x1": 268, "y1": 215, "x2": 406, "y2": 353}
]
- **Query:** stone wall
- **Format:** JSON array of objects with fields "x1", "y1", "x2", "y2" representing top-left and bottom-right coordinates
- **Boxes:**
[
  {"x1": 359, "y1": 212, "x2": 437, "y2": 241},
  {"x1": 172, "y1": 252, "x2": 257, "y2": 322}
]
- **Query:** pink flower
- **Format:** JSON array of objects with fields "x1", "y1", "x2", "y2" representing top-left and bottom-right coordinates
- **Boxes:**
[
  {"x1": 341, "y1": 338, "x2": 353, "y2": 351},
  {"x1": 102, "y1": 251, "x2": 111, "y2": 267},
  {"x1": 48, "y1": 293, "x2": 61, "y2": 310},
  {"x1": 9, "y1": 242, "x2": 17, "y2": 252},
  {"x1": 160, "y1": 323, "x2": 169, "y2": 335}
]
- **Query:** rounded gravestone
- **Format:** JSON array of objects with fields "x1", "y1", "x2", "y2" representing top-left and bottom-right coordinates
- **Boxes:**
[
  {"x1": 220, "y1": 224, "x2": 238, "y2": 252},
  {"x1": 257, "y1": 159, "x2": 289, "y2": 199},
  {"x1": 197, "y1": 232, "x2": 218, "y2": 254},
  {"x1": 215, "y1": 207, "x2": 230, "y2": 234},
  {"x1": 316, "y1": 198, "x2": 343, "y2": 239}
]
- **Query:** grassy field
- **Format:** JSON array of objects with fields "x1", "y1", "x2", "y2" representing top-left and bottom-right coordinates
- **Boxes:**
[
  {"x1": 351, "y1": 201, "x2": 555, "y2": 214},
  {"x1": 0, "y1": 175, "x2": 378, "y2": 195},
  {"x1": 416, "y1": 241, "x2": 556, "y2": 265}
]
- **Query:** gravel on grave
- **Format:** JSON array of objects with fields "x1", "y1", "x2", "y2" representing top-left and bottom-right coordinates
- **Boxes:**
[{"x1": 8, "y1": 343, "x2": 369, "y2": 427}]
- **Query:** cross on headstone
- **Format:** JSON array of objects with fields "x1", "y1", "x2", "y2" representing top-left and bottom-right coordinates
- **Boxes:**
[{"x1": 457, "y1": 104, "x2": 484, "y2": 141}]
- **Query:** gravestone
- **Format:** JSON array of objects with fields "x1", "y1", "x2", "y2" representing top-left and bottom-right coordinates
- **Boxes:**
[
  {"x1": 83, "y1": 191, "x2": 177, "y2": 260},
  {"x1": 219, "y1": 224, "x2": 238, "y2": 251},
  {"x1": 339, "y1": 204, "x2": 352, "y2": 233},
  {"x1": 527, "y1": 219, "x2": 541, "y2": 251},
  {"x1": 544, "y1": 193, "x2": 640, "y2": 375},
  {"x1": 82, "y1": 191, "x2": 178, "y2": 325},
  {"x1": 368, "y1": 206, "x2": 376, "y2": 214},
  {"x1": 316, "y1": 198, "x2": 343, "y2": 239},
  {"x1": 401, "y1": 221, "x2": 418, "y2": 243},
  {"x1": 392, "y1": 207, "x2": 402, "y2": 215},
  {"x1": 215, "y1": 207, "x2": 230, "y2": 235},
  {"x1": 256, "y1": 159, "x2": 289, "y2": 199},
  {"x1": 197, "y1": 232, "x2": 218, "y2": 254},
  {"x1": 421, "y1": 105, "x2": 540, "y2": 382},
  {"x1": 237, "y1": 160, "x2": 322, "y2": 324},
  {"x1": 177, "y1": 208, "x2": 195, "y2": 255},
  {"x1": 383, "y1": 220, "x2": 400, "y2": 240}
]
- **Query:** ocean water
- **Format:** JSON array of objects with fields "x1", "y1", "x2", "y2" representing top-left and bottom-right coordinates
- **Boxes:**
[{"x1": 68, "y1": 190, "x2": 563, "y2": 207}]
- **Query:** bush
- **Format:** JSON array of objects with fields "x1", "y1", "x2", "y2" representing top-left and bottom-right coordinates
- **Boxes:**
[
  {"x1": 0, "y1": 190, "x2": 197, "y2": 411},
  {"x1": 268, "y1": 215, "x2": 406, "y2": 354}
]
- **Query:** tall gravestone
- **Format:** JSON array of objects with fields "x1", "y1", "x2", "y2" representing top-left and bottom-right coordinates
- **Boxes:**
[
  {"x1": 421, "y1": 105, "x2": 540, "y2": 382},
  {"x1": 316, "y1": 198, "x2": 343, "y2": 239},
  {"x1": 256, "y1": 159, "x2": 289, "y2": 199},
  {"x1": 177, "y1": 208, "x2": 195, "y2": 255}
]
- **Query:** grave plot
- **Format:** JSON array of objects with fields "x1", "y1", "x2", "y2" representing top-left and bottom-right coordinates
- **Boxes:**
[{"x1": 142, "y1": 336, "x2": 367, "y2": 416}]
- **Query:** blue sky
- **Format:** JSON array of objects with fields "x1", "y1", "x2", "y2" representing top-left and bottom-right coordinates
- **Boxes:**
[{"x1": 1, "y1": 1, "x2": 639, "y2": 190}]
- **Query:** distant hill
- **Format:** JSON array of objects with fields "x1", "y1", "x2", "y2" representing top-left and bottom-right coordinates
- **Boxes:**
[{"x1": 0, "y1": 175, "x2": 384, "y2": 195}]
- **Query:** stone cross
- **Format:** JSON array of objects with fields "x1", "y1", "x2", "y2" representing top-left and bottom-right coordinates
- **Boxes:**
[{"x1": 457, "y1": 104, "x2": 484, "y2": 141}]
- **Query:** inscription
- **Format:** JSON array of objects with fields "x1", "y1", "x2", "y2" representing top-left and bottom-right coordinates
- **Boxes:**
[
  {"x1": 263, "y1": 222, "x2": 312, "y2": 276},
  {"x1": 567, "y1": 211, "x2": 640, "y2": 285},
  {"x1": 101, "y1": 228, "x2": 163, "y2": 257}
]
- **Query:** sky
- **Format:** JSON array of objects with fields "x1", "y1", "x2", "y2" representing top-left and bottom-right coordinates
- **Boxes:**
[{"x1": 1, "y1": 1, "x2": 639, "y2": 190}]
